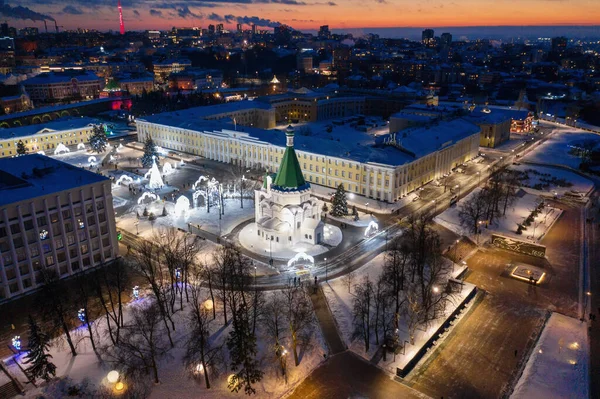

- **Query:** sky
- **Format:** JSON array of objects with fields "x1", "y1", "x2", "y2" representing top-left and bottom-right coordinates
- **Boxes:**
[{"x1": 2, "y1": 0, "x2": 600, "y2": 34}]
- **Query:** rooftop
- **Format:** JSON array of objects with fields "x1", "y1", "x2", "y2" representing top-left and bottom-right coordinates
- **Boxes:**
[
  {"x1": 0, "y1": 154, "x2": 109, "y2": 207},
  {"x1": 0, "y1": 117, "x2": 99, "y2": 140},
  {"x1": 142, "y1": 101, "x2": 272, "y2": 122},
  {"x1": 22, "y1": 71, "x2": 101, "y2": 85}
]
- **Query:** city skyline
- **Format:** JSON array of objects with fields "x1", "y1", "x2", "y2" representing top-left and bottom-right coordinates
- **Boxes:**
[{"x1": 2, "y1": 0, "x2": 600, "y2": 34}]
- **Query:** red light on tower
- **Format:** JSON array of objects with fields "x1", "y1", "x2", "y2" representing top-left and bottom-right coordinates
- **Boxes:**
[{"x1": 118, "y1": 0, "x2": 125, "y2": 35}]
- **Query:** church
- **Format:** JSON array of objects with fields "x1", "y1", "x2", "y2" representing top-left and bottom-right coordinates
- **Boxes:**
[{"x1": 254, "y1": 126, "x2": 324, "y2": 246}]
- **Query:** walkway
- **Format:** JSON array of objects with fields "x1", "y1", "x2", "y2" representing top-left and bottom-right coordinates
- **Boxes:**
[{"x1": 309, "y1": 285, "x2": 346, "y2": 355}]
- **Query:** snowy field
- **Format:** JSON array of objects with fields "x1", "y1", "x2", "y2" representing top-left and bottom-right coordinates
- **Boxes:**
[
  {"x1": 322, "y1": 253, "x2": 476, "y2": 374},
  {"x1": 434, "y1": 188, "x2": 563, "y2": 243},
  {"x1": 510, "y1": 164, "x2": 594, "y2": 196},
  {"x1": 238, "y1": 223, "x2": 343, "y2": 260},
  {"x1": 523, "y1": 129, "x2": 600, "y2": 169},
  {"x1": 12, "y1": 287, "x2": 327, "y2": 399},
  {"x1": 511, "y1": 313, "x2": 589, "y2": 399},
  {"x1": 50, "y1": 147, "x2": 109, "y2": 169}
]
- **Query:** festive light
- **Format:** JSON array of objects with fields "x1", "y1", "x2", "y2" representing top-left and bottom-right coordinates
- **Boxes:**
[
  {"x1": 175, "y1": 268, "x2": 182, "y2": 280},
  {"x1": 203, "y1": 299, "x2": 214, "y2": 311},
  {"x1": 147, "y1": 156, "x2": 164, "y2": 189},
  {"x1": 175, "y1": 196, "x2": 190, "y2": 216},
  {"x1": 12, "y1": 336, "x2": 21, "y2": 351},
  {"x1": 107, "y1": 370, "x2": 120, "y2": 384},
  {"x1": 115, "y1": 382, "x2": 125, "y2": 391},
  {"x1": 195, "y1": 364, "x2": 204, "y2": 374},
  {"x1": 88, "y1": 156, "x2": 97, "y2": 164},
  {"x1": 132, "y1": 286, "x2": 140, "y2": 300},
  {"x1": 54, "y1": 143, "x2": 70, "y2": 155},
  {"x1": 364, "y1": 221, "x2": 379, "y2": 237},
  {"x1": 39, "y1": 229, "x2": 49, "y2": 240},
  {"x1": 78, "y1": 308, "x2": 86, "y2": 323},
  {"x1": 77, "y1": 143, "x2": 86, "y2": 150}
]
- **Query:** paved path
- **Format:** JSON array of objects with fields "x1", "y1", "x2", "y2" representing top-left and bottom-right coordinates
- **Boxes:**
[{"x1": 309, "y1": 286, "x2": 346, "y2": 355}]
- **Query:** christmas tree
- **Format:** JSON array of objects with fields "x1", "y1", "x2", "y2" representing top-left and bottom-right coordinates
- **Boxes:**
[
  {"x1": 141, "y1": 137, "x2": 160, "y2": 168},
  {"x1": 24, "y1": 315, "x2": 56, "y2": 382},
  {"x1": 89, "y1": 124, "x2": 108, "y2": 154},
  {"x1": 330, "y1": 184, "x2": 348, "y2": 217},
  {"x1": 16, "y1": 140, "x2": 27, "y2": 155}
]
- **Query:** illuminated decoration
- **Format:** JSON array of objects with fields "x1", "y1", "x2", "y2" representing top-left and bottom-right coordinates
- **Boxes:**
[
  {"x1": 192, "y1": 175, "x2": 209, "y2": 190},
  {"x1": 77, "y1": 143, "x2": 86, "y2": 150},
  {"x1": 117, "y1": 143, "x2": 124, "y2": 151},
  {"x1": 162, "y1": 162, "x2": 173, "y2": 175},
  {"x1": 37, "y1": 151, "x2": 45, "y2": 155},
  {"x1": 77, "y1": 308, "x2": 86, "y2": 323},
  {"x1": 137, "y1": 192, "x2": 158, "y2": 204},
  {"x1": 491, "y1": 234, "x2": 546, "y2": 258},
  {"x1": 175, "y1": 268, "x2": 182, "y2": 279},
  {"x1": 117, "y1": 232, "x2": 122, "y2": 241},
  {"x1": 195, "y1": 364, "x2": 204, "y2": 374},
  {"x1": 156, "y1": 146, "x2": 168, "y2": 156},
  {"x1": 203, "y1": 299, "x2": 214, "y2": 311},
  {"x1": 78, "y1": 219, "x2": 85, "y2": 229},
  {"x1": 54, "y1": 143, "x2": 70, "y2": 155},
  {"x1": 227, "y1": 374, "x2": 236, "y2": 386},
  {"x1": 39, "y1": 229, "x2": 49, "y2": 240},
  {"x1": 364, "y1": 221, "x2": 379, "y2": 237},
  {"x1": 270, "y1": 75, "x2": 280, "y2": 84},
  {"x1": 115, "y1": 382, "x2": 125, "y2": 391},
  {"x1": 147, "y1": 156, "x2": 164, "y2": 190},
  {"x1": 12, "y1": 335, "x2": 21, "y2": 351},
  {"x1": 287, "y1": 252, "x2": 314, "y2": 268},
  {"x1": 115, "y1": 175, "x2": 134, "y2": 186},
  {"x1": 132, "y1": 286, "x2": 139, "y2": 300},
  {"x1": 510, "y1": 265, "x2": 545, "y2": 284},
  {"x1": 192, "y1": 190, "x2": 206, "y2": 209},
  {"x1": 107, "y1": 370, "x2": 120, "y2": 384},
  {"x1": 175, "y1": 195, "x2": 190, "y2": 216},
  {"x1": 109, "y1": 155, "x2": 116, "y2": 163},
  {"x1": 88, "y1": 156, "x2": 97, "y2": 164}
]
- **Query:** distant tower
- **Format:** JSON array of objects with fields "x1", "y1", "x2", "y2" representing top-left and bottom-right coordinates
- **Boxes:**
[{"x1": 118, "y1": 0, "x2": 125, "y2": 35}]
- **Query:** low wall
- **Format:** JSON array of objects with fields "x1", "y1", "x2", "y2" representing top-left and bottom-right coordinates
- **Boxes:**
[{"x1": 491, "y1": 234, "x2": 546, "y2": 258}]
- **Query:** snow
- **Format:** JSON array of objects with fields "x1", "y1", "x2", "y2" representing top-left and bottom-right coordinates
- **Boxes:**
[
  {"x1": 510, "y1": 164, "x2": 594, "y2": 197},
  {"x1": 434, "y1": 188, "x2": 563, "y2": 243},
  {"x1": 326, "y1": 211, "x2": 378, "y2": 227},
  {"x1": 523, "y1": 129, "x2": 600, "y2": 169},
  {"x1": 511, "y1": 313, "x2": 589, "y2": 399},
  {"x1": 321, "y1": 253, "x2": 476, "y2": 374},
  {"x1": 310, "y1": 183, "x2": 417, "y2": 214},
  {"x1": 238, "y1": 223, "x2": 343, "y2": 260}
]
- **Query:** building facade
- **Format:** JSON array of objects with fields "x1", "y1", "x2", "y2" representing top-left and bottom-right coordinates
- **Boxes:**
[
  {"x1": 22, "y1": 71, "x2": 102, "y2": 102},
  {"x1": 0, "y1": 155, "x2": 118, "y2": 301}
]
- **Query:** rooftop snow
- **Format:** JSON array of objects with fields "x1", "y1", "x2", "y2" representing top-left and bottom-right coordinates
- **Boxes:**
[
  {"x1": 0, "y1": 154, "x2": 108, "y2": 207},
  {"x1": 0, "y1": 117, "x2": 99, "y2": 140},
  {"x1": 142, "y1": 101, "x2": 272, "y2": 122},
  {"x1": 22, "y1": 71, "x2": 101, "y2": 85}
]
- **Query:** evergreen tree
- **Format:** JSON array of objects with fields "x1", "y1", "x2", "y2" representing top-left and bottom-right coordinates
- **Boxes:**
[
  {"x1": 331, "y1": 183, "x2": 348, "y2": 216},
  {"x1": 89, "y1": 124, "x2": 108, "y2": 154},
  {"x1": 16, "y1": 140, "x2": 27, "y2": 155},
  {"x1": 162, "y1": 206, "x2": 167, "y2": 216},
  {"x1": 24, "y1": 315, "x2": 56, "y2": 382},
  {"x1": 141, "y1": 137, "x2": 160, "y2": 168}
]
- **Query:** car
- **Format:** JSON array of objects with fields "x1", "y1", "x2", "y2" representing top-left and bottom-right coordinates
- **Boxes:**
[
  {"x1": 412, "y1": 196, "x2": 420, "y2": 202},
  {"x1": 450, "y1": 195, "x2": 458, "y2": 205}
]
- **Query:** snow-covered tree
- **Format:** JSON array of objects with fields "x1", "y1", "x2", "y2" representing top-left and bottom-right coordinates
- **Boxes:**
[
  {"x1": 330, "y1": 183, "x2": 348, "y2": 217},
  {"x1": 141, "y1": 137, "x2": 160, "y2": 168},
  {"x1": 89, "y1": 124, "x2": 108, "y2": 154},
  {"x1": 16, "y1": 140, "x2": 27, "y2": 155},
  {"x1": 24, "y1": 315, "x2": 56, "y2": 382}
]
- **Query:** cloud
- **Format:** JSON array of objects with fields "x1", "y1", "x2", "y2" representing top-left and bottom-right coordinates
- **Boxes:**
[
  {"x1": 62, "y1": 5, "x2": 84, "y2": 15},
  {"x1": 149, "y1": 9, "x2": 163, "y2": 17},
  {"x1": 175, "y1": 5, "x2": 202, "y2": 19},
  {"x1": 0, "y1": 0, "x2": 55, "y2": 21},
  {"x1": 133, "y1": 9, "x2": 140, "y2": 16},
  {"x1": 235, "y1": 15, "x2": 282, "y2": 28}
]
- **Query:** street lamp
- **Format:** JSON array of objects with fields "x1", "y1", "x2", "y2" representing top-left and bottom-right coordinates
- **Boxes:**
[
  {"x1": 476, "y1": 171, "x2": 481, "y2": 185},
  {"x1": 135, "y1": 220, "x2": 139, "y2": 235},
  {"x1": 453, "y1": 239, "x2": 460, "y2": 272},
  {"x1": 365, "y1": 202, "x2": 369, "y2": 214},
  {"x1": 454, "y1": 184, "x2": 460, "y2": 198},
  {"x1": 324, "y1": 257, "x2": 328, "y2": 282},
  {"x1": 432, "y1": 199, "x2": 437, "y2": 214}
]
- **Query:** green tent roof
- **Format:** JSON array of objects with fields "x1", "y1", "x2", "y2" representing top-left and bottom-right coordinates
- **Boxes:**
[{"x1": 272, "y1": 146, "x2": 307, "y2": 190}]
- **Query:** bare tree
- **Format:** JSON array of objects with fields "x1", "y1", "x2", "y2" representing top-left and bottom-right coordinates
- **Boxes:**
[
  {"x1": 73, "y1": 271, "x2": 98, "y2": 354},
  {"x1": 352, "y1": 276, "x2": 373, "y2": 352},
  {"x1": 500, "y1": 169, "x2": 520, "y2": 216},
  {"x1": 342, "y1": 271, "x2": 356, "y2": 294},
  {"x1": 92, "y1": 259, "x2": 129, "y2": 345},
  {"x1": 282, "y1": 285, "x2": 315, "y2": 367},
  {"x1": 263, "y1": 292, "x2": 288, "y2": 378},
  {"x1": 458, "y1": 190, "x2": 487, "y2": 235},
  {"x1": 36, "y1": 269, "x2": 77, "y2": 357},
  {"x1": 372, "y1": 273, "x2": 392, "y2": 346},
  {"x1": 108, "y1": 303, "x2": 171, "y2": 384},
  {"x1": 382, "y1": 239, "x2": 410, "y2": 318}
]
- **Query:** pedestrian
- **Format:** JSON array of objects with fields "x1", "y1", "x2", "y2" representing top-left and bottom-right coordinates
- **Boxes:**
[
  {"x1": 294, "y1": 276, "x2": 297, "y2": 287},
  {"x1": 314, "y1": 276, "x2": 318, "y2": 285}
]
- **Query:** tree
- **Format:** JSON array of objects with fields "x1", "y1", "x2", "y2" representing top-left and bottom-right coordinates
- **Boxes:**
[
  {"x1": 36, "y1": 269, "x2": 77, "y2": 357},
  {"x1": 352, "y1": 276, "x2": 373, "y2": 352},
  {"x1": 24, "y1": 315, "x2": 56, "y2": 382},
  {"x1": 282, "y1": 285, "x2": 315, "y2": 367},
  {"x1": 110, "y1": 303, "x2": 171, "y2": 384},
  {"x1": 330, "y1": 184, "x2": 348, "y2": 217},
  {"x1": 16, "y1": 140, "x2": 27, "y2": 155},
  {"x1": 263, "y1": 292, "x2": 287, "y2": 378},
  {"x1": 458, "y1": 190, "x2": 487, "y2": 235},
  {"x1": 372, "y1": 273, "x2": 392, "y2": 346},
  {"x1": 89, "y1": 124, "x2": 108, "y2": 154},
  {"x1": 342, "y1": 271, "x2": 356, "y2": 294},
  {"x1": 141, "y1": 136, "x2": 160, "y2": 168},
  {"x1": 382, "y1": 239, "x2": 409, "y2": 318},
  {"x1": 92, "y1": 259, "x2": 129, "y2": 346}
]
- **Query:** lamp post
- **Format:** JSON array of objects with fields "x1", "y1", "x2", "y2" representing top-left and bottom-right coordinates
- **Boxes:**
[
  {"x1": 453, "y1": 239, "x2": 460, "y2": 273},
  {"x1": 432, "y1": 199, "x2": 437, "y2": 214},
  {"x1": 365, "y1": 202, "x2": 369, "y2": 214},
  {"x1": 455, "y1": 184, "x2": 460, "y2": 198},
  {"x1": 476, "y1": 171, "x2": 481, "y2": 185},
  {"x1": 477, "y1": 221, "x2": 483, "y2": 245},
  {"x1": 135, "y1": 220, "x2": 139, "y2": 235},
  {"x1": 324, "y1": 257, "x2": 328, "y2": 282}
]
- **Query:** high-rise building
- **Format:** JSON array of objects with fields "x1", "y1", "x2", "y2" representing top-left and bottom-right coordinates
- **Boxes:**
[
  {"x1": 274, "y1": 25, "x2": 292, "y2": 44},
  {"x1": 551, "y1": 36, "x2": 567, "y2": 55},
  {"x1": 440, "y1": 32, "x2": 452, "y2": 48},
  {"x1": 216, "y1": 24, "x2": 224, "y2": 34},
  {"x1": 237, "y1": 23, "x2": 243, "y2": 33},
  {"x1": 318, "y1": 25, "x2": 330, "y2": 39},
  {"x1": 251, "y1": 24, "x2": 257, "y2": 35},
  {"x1": 118, "y1": 0, "x2": 125, "y2": 35},
  {"x1": 0, "y1": 23, "x2": 8, "y2": 37},
  {"x1": 422, "y1": 28, "x2": 434, "y2": 46},
  {"x1": 208, "y1": 24, "x2": 215, "y2": 35},
  {"x1": 0, "y1": 154, "x2": 118, "y2": 301}
]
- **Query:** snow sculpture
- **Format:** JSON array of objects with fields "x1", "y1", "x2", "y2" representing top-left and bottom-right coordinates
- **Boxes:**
[
  {"x1": 192, "y1": 190, "x2": 206, "y2": 208},
  {"x1": 88, "y1": 156, "x2": 97, "y2": 164},
  {"x1": 162, "y1": 162, "x2": 173, "y2": 175},
  {"x1": 37, "y1": 151, "x2": 45, "y2": 155},
  {"x1": 147, "y1": 156, "x2": 164, "y2": 189},
  {"x1": 137, "y1": 192, "x2": 158, "y2": 204},
  {"x1": 287, "y1": 252, "x2": 315, "y2": 268},
  {"x1": 192, "y1": 175, "x2": 209, "y2": 190},
  {"x1": 54, "y1": 143, "x2": 70, "y2": 155},
  {"x1": 175, "y1": 195, "x2": 190, "y2": 216},
  {"x1": 115, "y1": 175, "x2": 134, "y2": 186},
  {"x1": 364, "y1": 221, "x2": 379, "y2": 237},
  {"x1": 77, "y1": 143, "x2": 86, "y2": 150}
]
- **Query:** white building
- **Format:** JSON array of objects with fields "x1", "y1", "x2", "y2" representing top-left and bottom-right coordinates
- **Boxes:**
[
  {"x1": 255, "y1": 126, "x2": 324, "y2": 246},
  {"x1": 0, "y1": 155, "x2": 118, "y2": 302}
]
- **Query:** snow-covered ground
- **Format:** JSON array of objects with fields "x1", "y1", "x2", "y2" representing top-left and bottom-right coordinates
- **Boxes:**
[
  {"x1": 511, "y1": 313, "x2": 589, "y2": 399},
  {"x1": 13, "y1": 287, "x2": 327, "y2": 399},
  {"x1": 523, "y1": 129, "x2": 600, "y2": 169},
  {"x1": 325, "y1": 211, "x2": 378, "y2": 227},
  {"x1": 310, "y1": 183, "x2": 417, "y2": 214},
  {"x1": 510, "y1": 164, "x2": 594, "y2": 197},
  {"x1": 434, "y1": 188, "x2": 562, "y2": 243},
  {"x1": 321, "y1": 253, "x2": 476, "y2": 374},
  {"x1": 238, "y1": 223, "x2": 343, "y2": 260}
]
